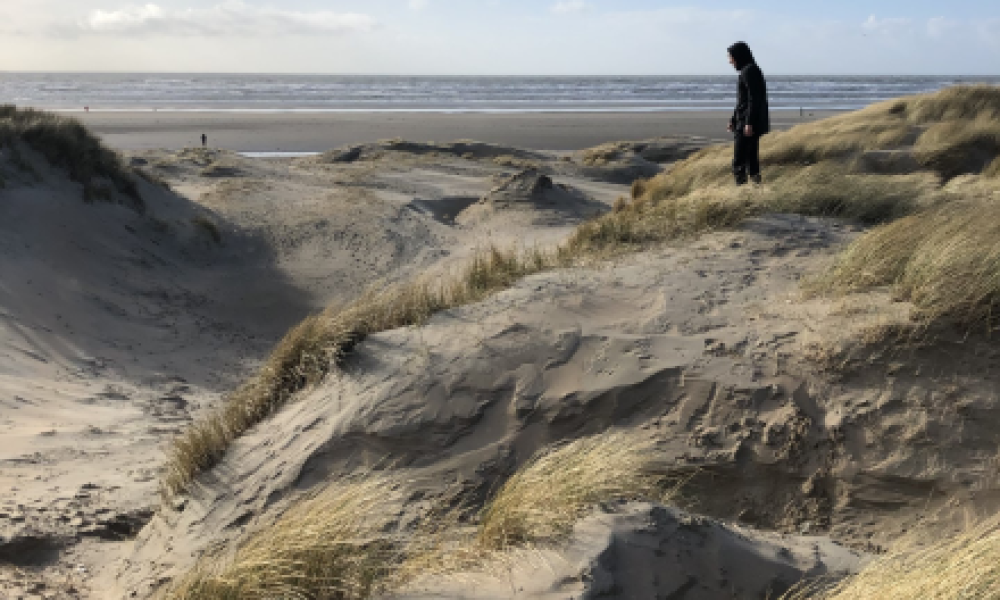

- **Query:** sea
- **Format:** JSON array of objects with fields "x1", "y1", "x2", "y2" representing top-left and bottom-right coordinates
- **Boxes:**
[{"x1": 1, "y1": 74, "x2": 998, "y2": 113}]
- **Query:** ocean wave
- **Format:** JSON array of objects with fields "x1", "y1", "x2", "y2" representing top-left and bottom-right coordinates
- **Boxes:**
[{"x1": 4, "y1": 74, "x2": 997, "y2": 112}]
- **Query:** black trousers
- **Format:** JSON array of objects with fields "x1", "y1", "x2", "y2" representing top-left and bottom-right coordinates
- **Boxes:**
[{"x1": 733, "y1": 132, "x2": 761, "y2": 184}]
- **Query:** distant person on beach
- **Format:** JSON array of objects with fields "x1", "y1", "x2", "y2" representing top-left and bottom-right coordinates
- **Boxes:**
[
  {"x1": 201, "y1": 133, "x2": 208, "y2": 148},
  {"x1": 727, "y1": 42, "x2": 770, "y2": 185}
]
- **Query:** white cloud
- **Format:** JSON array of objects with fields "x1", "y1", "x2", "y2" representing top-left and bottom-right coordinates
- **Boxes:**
[
  {"x1": 862, "y1": 15, "x2": 915, "y2": 36},
  {"x1": 1, "y1": 2, "x2": 998, "y2": 74},
  {"x1": 551, "y1": 1, "x2": 589, "y2": 15},
  {"x1": 408, "y1": 0, "x2": 429, "y2": 11},
  {"x1": 927, "y1": 16, "x2": 960, "y2": 39},
  {"x1": 73, "y1": 1, "x2": 376, "y2": 37}
]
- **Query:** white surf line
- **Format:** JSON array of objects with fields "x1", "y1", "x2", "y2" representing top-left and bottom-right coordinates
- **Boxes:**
[
  {"x1": 239, "y1": 152, "x2": 321, "y2": 158},
  {"x1": 54, "y1": 106, "x2": 859, "y2": 114}
]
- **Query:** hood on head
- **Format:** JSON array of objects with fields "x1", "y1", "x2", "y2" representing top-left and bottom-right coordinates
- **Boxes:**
[{"x1": 728, "y1": 42, "x2": 755, "y2": 70}]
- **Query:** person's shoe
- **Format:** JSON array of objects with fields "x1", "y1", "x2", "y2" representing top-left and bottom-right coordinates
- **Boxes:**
[
  {"x1": 750, "y1": 174, "x2": 762, "y2": 185},
  {"x1": 734, "y1": 171, "x2": 748, "y2": 186}
]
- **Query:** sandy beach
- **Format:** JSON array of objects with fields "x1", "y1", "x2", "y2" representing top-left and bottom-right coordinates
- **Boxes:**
[{"x1": 71, "y1": 109, "x2": 839, "y2": 153}]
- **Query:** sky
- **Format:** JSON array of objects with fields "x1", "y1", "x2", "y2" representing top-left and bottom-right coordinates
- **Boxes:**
[{"x1": 1, "y1": 0, "x2": 998, "y2": 75}]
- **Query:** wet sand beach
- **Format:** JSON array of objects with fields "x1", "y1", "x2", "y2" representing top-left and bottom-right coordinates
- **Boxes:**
[{"x1": 71, "y1": 109, "x2": 839, "y2": 152}]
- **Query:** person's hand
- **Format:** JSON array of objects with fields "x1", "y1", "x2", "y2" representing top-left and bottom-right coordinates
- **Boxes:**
[
  {"x1": 727, "y1": 122, "x2": 734, "y2": 133},
  {"x1": 744, "y1": 124, "x2": 754, "y2": 136}
]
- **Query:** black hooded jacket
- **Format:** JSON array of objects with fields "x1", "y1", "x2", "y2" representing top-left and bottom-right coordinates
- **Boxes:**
[{"x1": 729, "y1": 42, "x2": 770, "y2": 136}]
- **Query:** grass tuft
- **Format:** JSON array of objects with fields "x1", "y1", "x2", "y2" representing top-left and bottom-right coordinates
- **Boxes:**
[
  {"x1": 169, "y1": 432, "x2": 676, "y2": 598},
  {"x1": 0, "y1": 105, "x2": 144, "y2": 209},
  {"x1": 905, "y1": 84, "x2": 1000, "y2": 123},
  {"x1": 476, "y1": 432, "x2": 671, "y2": 550},
  {"x1": 814, "y1": 194, "x2": 1000, "y2": 327},
  {"x1": 914, "y1": 117, "x2": 1000, "y2": 179},
  {"x1": 167, "y1": 475, "x2": 402, "y2": 600},
  {"x1": 630, "y1": 177, "x2": 649, "y2": 200},
  {"x1": 399, "y1": 431, "x2": 679, "y2": 583},
  {"x1": 784, "y1": 516, "x2": 1000, "y2": 600}
]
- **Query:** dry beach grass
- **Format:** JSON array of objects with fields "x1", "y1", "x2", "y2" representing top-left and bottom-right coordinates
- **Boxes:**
[
  {"x1": 0, "y1": 104, "x2": 143, "y2": 208},
  {"x1": 567, "y1": 86, "x2": 1000, "y2": 255},
  {"x1": 571, "y1": 85, "x2": 1000, "y2": 332},
  {"x1": 168, "y1": 432, "x2": 671, "y2": 599},
  {"x1": 784, "y1": 516, "x2": 1000, "y2": 600},
  {"x1": 814, "y1": 190, "x2": 1000, "y2": 327},
  {"x1": 475, "y1": 432, "x2": 671, "y2": 550},
  {"x1": 167, "y1": 475, "x2": 403, "y2": 600}
]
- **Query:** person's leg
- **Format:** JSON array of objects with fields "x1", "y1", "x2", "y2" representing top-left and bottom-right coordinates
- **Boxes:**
[
  {"x1": 732, "y1": 133, "x2": 748, "y2": 185},
  {"x1": 747, "y1": 135, "x2": 761, "y2": 184}
]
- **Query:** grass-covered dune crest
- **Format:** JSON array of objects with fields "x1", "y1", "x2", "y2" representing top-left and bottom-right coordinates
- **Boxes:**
[
  {"x1": 813, "y1": 187, "x2": 1000, "y2": 327},
  {"x1": 0, "y1": 105, "x2": 148, "y2": 209},
  {"x1": 568, "y1": 84, "x2": 1000, "y2": 256},
  {"x1": 569, "y1": 85, "x2": 1000, "y2": 329}
]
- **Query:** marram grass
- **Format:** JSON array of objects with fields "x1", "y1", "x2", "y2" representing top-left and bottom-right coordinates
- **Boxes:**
[
  {"x1": 167, "y1": 474, "x2": 402, "y2": 600},
  {"x1": 814, "y1": 194, "x2": 1000, "y2": 327},
  {"x1": 477, "y1": 431, "x2": 673, "y2": 550},
  {"x1": 785, "y1": 516, "x2": 1000, "y2": 600},
  {"x1": 170, "y1": 431, "x2": 675, "y2": 599},
  {"x1": 0, "y1": 105, "x2": 143, "y2": 208}
]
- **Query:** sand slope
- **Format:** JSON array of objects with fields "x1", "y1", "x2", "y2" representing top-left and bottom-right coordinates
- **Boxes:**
[{"x1": 0, "y1": 145, "x2": 319, "y2": 595}]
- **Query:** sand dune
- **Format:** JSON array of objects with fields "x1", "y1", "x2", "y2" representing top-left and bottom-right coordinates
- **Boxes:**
[
  {"x1": 110, "y1": 213, "x2": 866, "y2": 597},
  {"x1": 119, "y1": 210, "x2": 999, "y2": 599},
  {"x1": 4, "y1": 90, "x2": 1000, "y2": 600},
  {"x1": 2, "y1": 131, "x2": 699, "y2": 597}
]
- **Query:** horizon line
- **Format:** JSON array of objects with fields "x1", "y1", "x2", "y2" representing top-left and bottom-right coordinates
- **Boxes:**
[{"x1": 2, "y1": 70, "x2": 1000, "y2": 78}]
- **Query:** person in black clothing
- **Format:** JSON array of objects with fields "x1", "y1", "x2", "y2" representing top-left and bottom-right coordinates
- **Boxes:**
[
  {"x1": 727, "y1": 42, "x2": 770, "y2": 185},
  {"x1": 201, "y1": 133, "x2": 208, "y2": 148}
]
